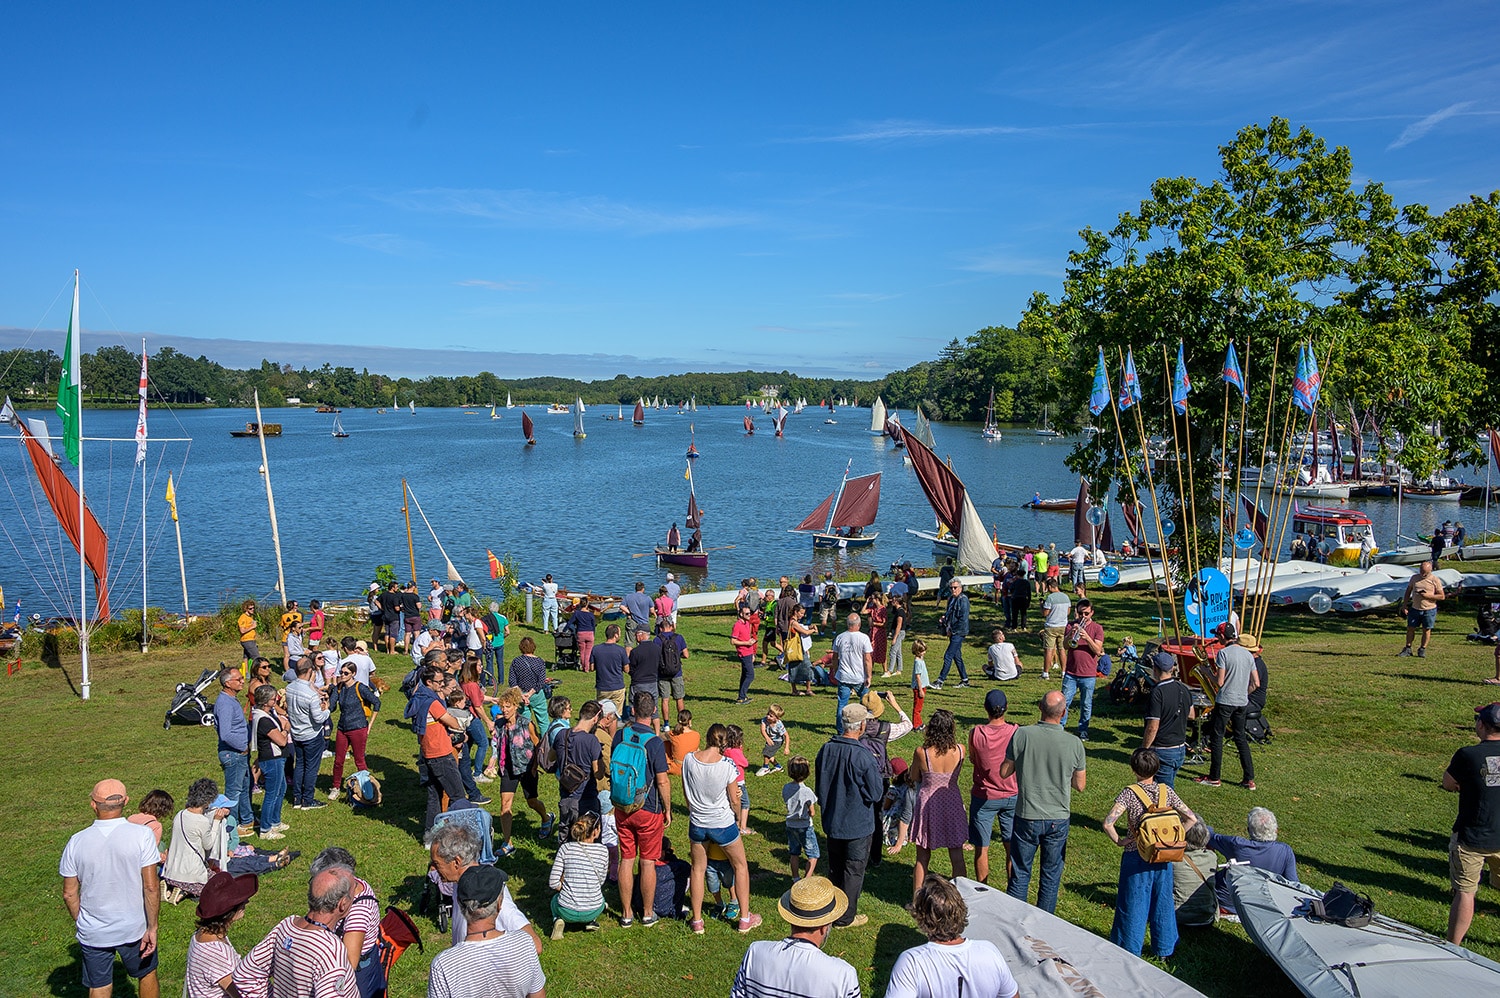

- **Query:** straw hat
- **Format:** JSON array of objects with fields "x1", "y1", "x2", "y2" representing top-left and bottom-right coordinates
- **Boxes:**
[
  {"x1": 1238, "y1": 633, "x2": 1263, "y2": 653},
  {"x1": 778, "y1": 875, "x2": 848, "y2": 928},
  {"x1": 859, "y1": 691, "x2": 885, "y2": 718}
]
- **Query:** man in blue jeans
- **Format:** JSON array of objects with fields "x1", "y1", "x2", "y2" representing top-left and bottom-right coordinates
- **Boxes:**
[
  {"x1": 1000, "y1": 690, "x2": 1087, "y2": 913},
  {"x1": 284, "y1": 656, "x2": 331, "y2": 810},
  {"x1": 213, "y1": 666, "x2": 256, "y2": 834},
  {"x1": 933, "y1": 580, "x2": 971, "y2": 689},
  {"x1": 1059, "y1": 600, "x2": 1104, "y2": 741},
  {"x1": 831, "y1": 614, "x2": 873, "y2": 734}
]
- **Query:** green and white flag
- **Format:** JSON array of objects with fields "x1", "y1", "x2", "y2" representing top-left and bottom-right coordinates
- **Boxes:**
[{"x1": 57, "y1": 271, "x2": 81, "y2": 465}]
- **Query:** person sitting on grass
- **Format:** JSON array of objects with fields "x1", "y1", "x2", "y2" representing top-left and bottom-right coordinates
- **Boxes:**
[
  {"x1": 1205, "y1": 807, "x2": 1297, "y2": 917},
  {"x1": 548, "y1": 812, "x2": 609, "y2": 939},
  {"x1": 1173, "y1": 822, "x2": 1218, "y2": 928}
]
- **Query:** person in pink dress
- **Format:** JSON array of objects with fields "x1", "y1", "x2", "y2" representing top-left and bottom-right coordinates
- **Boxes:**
[
  {"x1": 868, "y1": 594, "x2": 889, "y2": 668},
  {"x1": 908, "y1": 709, "x2": 969, "y2": 898}
]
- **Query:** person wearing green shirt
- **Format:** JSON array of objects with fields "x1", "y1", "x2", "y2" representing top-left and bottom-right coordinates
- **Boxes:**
[{"x1": 999, "y1": 690, "x2": 1086, "y2": 914}]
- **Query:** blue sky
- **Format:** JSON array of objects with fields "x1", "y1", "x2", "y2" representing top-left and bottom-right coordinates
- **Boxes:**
[{"x1": 3, "y1": 2, "x2": 1496, "y2": 378}]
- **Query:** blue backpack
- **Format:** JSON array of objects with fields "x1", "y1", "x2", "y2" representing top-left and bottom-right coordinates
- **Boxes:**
[{"x1": 610, "y1": 726, "x2": 652, "y2": 813}]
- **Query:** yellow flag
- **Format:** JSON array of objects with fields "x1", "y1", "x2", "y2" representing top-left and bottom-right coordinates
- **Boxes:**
[
  {"x1": 165, "y1": 474, "x2": 179, "y2": 521},
  {"x1": 684, "y1": 463, "x2": 691, "y2": 480}
]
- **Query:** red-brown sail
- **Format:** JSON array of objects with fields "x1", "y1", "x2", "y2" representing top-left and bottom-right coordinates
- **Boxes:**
[
  {"x1": 830, "y1": 473, "x2": 880, "y2": 530},
  {"x1": 633, "y1": 402, "x2": 645, "y2": 425},
  {"x1": 794, "y1": 491, "x2": 837, "y2": 533},
  {"x1": 521, "y1": 410, "x2": 535, "y2": 441}
]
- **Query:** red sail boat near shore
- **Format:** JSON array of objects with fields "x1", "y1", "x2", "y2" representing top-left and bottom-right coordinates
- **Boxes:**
[
  {"x1": 656, "y1": 461, "x2": 708, "y2": 568},
  {"x1": 791, "y1": 462, "x2": 881, "y2": 549}
]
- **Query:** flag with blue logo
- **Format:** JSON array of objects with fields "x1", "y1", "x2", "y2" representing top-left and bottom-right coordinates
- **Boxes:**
[
  {"x1": 1292, "y1": 342, "x2": 1317, "y2": 415},
  {"x1": 1088, "y1": 347, "x2": 1111, "y2": 416},
  {"x1": 1221, "y1": 342, "x2": 1246, "y2": 400},
  {"x1": 1118, "y1": 349, "x2": 1141, "y2": 411},
  {"x1": 1171, "y1": 342, "x2": 1191, "y2": 415}
]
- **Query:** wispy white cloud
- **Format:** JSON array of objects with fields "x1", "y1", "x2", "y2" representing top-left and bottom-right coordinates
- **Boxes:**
[
  {"x1": 1388, "y1": 101, "x2": 1475, "y2": 150},
  {"x1": 959, "y1": 248, "x2": 1064, "y2": 279},
  {"x1": 826, "y1": 291, "x2": 902, "y2": 303},
  {"x1": 332, "y1": 232, "x2": 427, "y2": 256},
  {"x1": 375, "y1": 187, "x2": 756, "y2": 234},
  {"x1": 787, "y1": 119, "x2": 1046, "y2": 144},
  {"x1": 455, "y1": 279, "x2": 536, "y2": 292}
]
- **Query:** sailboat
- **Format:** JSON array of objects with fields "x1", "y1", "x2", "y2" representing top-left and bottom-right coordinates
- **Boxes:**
[
  {"x1": 903, "y1": 429, "x2": 999, "y2": 569},
  {"x1": 690, "y1": 396, "x2": 697, "y2": 412},
  {"x1": 774, "y1": 405, "x2": 788, "y2": 438},
  {"x1": 506, "y1": 392, "x2": 514, "y2": 409},
  {"x1": 633, "y1": 400, "x2": 646, "y2": 426},
  {"x1": 792, "y1": 463, "x2": 881, "y2": 549},
  {"x1": 656, "y1": 462, "x2": 708, "y2": 568},
  {"x1": 982, "y1": 389, "x2": 1003, "y2": 441},
  {"x1": 408, "y1": 400, "x2": 415, "y2": 414},
  {"x1": 573, "y1": 398, "x2": 587, "y2": 439},
  {"x1": 390, "y1": 392, "x2": 399, "y2": 414},
  {"x1": 743, "y1": 414, "x2": 755, "y2": 436},
  {"x1": 686, "y1": 423, "x2": 700, "y2": 460},
  {"x1": 869, "y1": 397, "x2": 887, "y2": 435},
  {"x1": 521, "y1": 410, "x2": 536, "y2": 446},
  {"x1": 1034, "y1": 404, "x2": 1063, "y2": 437},
  {"x1": 331, "y1": 414, "x2": 349, "y2": 438},
  {"x1": 490, "y1": 403, "x2": 500, "y2": 420}
]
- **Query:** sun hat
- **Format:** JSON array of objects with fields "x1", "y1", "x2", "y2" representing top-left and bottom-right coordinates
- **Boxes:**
[
  {"x1": 889, "y1": 757, "x2": 909, "y2": 778},
  {"x1": 777, "y1": 875, "x2": 848, "y2": 928},
  {"x1": 369, "y1": 583, "x2": 380, "y2": 593},
  {"x1": 354, "y1": 640, "x2": 369, "y2": 653},
  {"x1": 1238, "y1": 633, "x2": 1263, "y2": 653},
  {"x1": 859, "y1": 691, "x2": 885, "y2": 718},
  {"x1": 197, "y1": 872, "x2": 258, "y2": 920}
]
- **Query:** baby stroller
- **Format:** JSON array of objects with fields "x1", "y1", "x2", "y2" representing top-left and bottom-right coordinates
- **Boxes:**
[
  {"x1": 421, "y1": 802, "x2": 496, "y2": 932},
  {"x1": 553, "y1": 627, "x2": 580, "y2": 670},
  {"x1": 164, "y1": 666, "x2": 220, "y2": 729}
]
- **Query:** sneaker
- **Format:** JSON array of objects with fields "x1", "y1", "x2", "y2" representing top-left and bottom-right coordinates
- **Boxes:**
[
  {"x1": 641, "y1": 915, "x2": 660, "y2": 927},
  {"x1": 303, "y1": 800, "x2": 328, "y2": 810},
  {"x1": 1194, "y1": 777, "x2": 1222, "y2": 787},
  {"x1": 273, "y1": 822, "x2": 290, "y2": 832},
  {"x1": 260, "y1": 830, "x2": 285, "y2": 840},
  {"x1": 327, "y1": 788, "x2": 340, "y2": 801},
  {"x1": 1240, "y1": 780, "x2": 1258, "y2": 791},
  {"x1": 292, "y1": 804, "x2": 305, "y2": 811},
  {"x1": 930, "y1": 681, "x2": 944, "y2": 690},
  {"x1": 957, "y1": 680, "x2": 972, "y2": 688},
  {"x1": 755, "y1": 766, "x2": 771, "y2": 777},
  {"x1": 723, "y1": 901, "x2": 741, "y2": 922},
  {"x1": 322, "y1": 750, "x2": 334, "y2": 758},
  {"x1": 690, "y1": 919, "x2": 706, "y2": 935},
  {"x1": 584, "y1": 921, "x2": 600, "y2": 931},
  {"x1": 1397, "y1": 646, "x2": 1412, "y2": 657},
  {"x1": 734, "y1": 697, "x2": 753, "y2": 705},
  {"x1": 737, "y1": 913, "x2": 764, "y2": 933},
  {"x1": 772, "y1": 763, "x2": 784, "y2": 773},
  {"x1": 539, "y1": 813, "x2": 557, "y2": 839},
  {"x1": 1417, "y1": 647, "x2": 1427, "y2": 658},
  {"x1": 475, "y1": 774, "x2": 494, "y2": 784},
  {"x1": 843, "y1": 914, "x2": 869, "y2": 928},
  {"x1": 619, "y1": 916, "x2": 635, "y2": 928},
  {"x1": 1078, "y1": 732, "x2": 1089, "y2": 742},
  {"x1": 236, "y1": 823, "x2": 255, "y2": 836},
  {"x1": 551, "y1": 918, "x2": 566, "y2": 941},
  {"x1": 468, "y1": 794, "x2": 493, "y2": 806}
]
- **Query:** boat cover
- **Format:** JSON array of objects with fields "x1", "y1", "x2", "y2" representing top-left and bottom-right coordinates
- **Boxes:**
[
  {"x1": 954, "y1": 877, "x2": 1208, "y2": 998},
  {"x1": 1227, "y1": 866, "x2": 1500, "y2": 998}
]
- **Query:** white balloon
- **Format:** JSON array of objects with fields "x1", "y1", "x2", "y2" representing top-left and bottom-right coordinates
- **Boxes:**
[{"x1": 1309, "y1": 592, "x2": 1333, "y2": 614}]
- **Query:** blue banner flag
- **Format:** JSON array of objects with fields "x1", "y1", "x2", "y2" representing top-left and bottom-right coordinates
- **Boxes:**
[
  {"x1": 1292, "y1": 343, "x2": 1316, "y2": 414},
  {"x1": 1088, "y1": 347, "x2": 1111, "y2": 416},
  {"x1": 1171, "y1": 342, "x2": 1191, "y2": 415},
  {"x1": 1221, "y1": 342, "x2": 1246, "y2": 399},
  {"x1": 1305, "y1": 341, "x2": 1322, "y2": 408},
  {"x1": 1118, "y1": 349, "x2": 1141, "y2": 411}
]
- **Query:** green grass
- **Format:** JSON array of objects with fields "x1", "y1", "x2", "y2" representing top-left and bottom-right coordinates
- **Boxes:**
[{"x1": 4, "y1": 574, "x2": 1500, "y2": 998}]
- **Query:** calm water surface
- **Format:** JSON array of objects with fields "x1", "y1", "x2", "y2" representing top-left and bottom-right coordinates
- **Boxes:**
[{"x1": 1, "y1": 405, "x2": 1492, "y2": 617}]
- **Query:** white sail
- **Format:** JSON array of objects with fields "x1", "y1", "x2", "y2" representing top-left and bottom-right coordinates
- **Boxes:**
[
  {"x1": 506, "y1": 392, "x2": 514, "y2": 408},
  {"x1": 870, "y1": 397, "x2": 887, "y2": 433},
  {"x1": 574, "y1": 397, "x2": 586, "y2": 437}
]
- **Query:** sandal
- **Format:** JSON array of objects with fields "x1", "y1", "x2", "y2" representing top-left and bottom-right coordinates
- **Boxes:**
[
  {"x1": 1484, "y1": 678, "x2": 1500, "y2": 686},
  {"x1": 497, "y1": 842, "x2": 516, "y2": 858},
  {"x1": 539, "y1": 813, "x2": 556, "y2": 839}
]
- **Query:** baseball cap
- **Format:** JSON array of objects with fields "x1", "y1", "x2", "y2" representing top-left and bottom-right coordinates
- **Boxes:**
[
  {"x1": 457, "y1": 864, "x2": 508, "y2": 908},
  {"x1": 210, "y1": 794, "x2": 238, "y2": 811},
  {"x1": 598, "y1": 699, "x2": 619, "y2": 717},
  {"x1": 985, "y1": 689, "x2": 1008, "y2": 714},
  {"x1": 1476, "y1": 702, "x2": 1500, "y2": 728},
  {"x1": 666, "y1": 573, "x2": 675, "y2": 581},
  {"x1": 1151, "y1": 651, "x2": 1178, "y2": 673}
]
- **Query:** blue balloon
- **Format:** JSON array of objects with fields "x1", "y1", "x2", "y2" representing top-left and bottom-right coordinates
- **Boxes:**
[
  {"x1": 1162, "y1": 520, "x2": 1177, "y2": 537},
  {"x1": 1087, "y1": 506, "x2": 1107, "y2": 526},
  {"x1": 1234, "y1": 527, "x2": 1258, "y2": 551},
  {"x1": 1099, "y1": 565, "x2": 1121, "y2": 587}
]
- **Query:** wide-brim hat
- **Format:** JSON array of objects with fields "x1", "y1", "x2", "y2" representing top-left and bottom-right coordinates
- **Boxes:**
[
  {"x1": 198, "y1": 871, "x2": 258, "y2": 920},
  {"x1": 859, "y1": 691, "x2": 885, "y2": 718},
  {"x1": 778, "y1": 875, "x2": 848, "y2": 928},
  {"x1": 1238, "y1": 633, "x2": 1263, "y2": 653}
]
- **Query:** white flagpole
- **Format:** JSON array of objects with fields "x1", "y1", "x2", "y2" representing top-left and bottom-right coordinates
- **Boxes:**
[
  {"x1": 254, "y1": 390, "x2": 287, "y2": 607},
  {"x1": 74, "y1": 272, "x2": 91, "y2": 701},
  {"x1": 140, "y1": 338, "x2": 148, "y2": 653}
]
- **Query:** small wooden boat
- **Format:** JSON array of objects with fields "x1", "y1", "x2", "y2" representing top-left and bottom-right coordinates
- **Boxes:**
[
  {"x1": 546, "y1": 403, "x2": 570, "y2": 415},
  {"x1": 792, "y1": 464, "x2": 881, "y2": 549},
  {"x1": 1401, "y1": 485, "x2": 1465, "y2": 502},
  {"x1": 315, "y1": 404, "x2": 340, "y2": 413},
  {"x1": 686, "y1": 423, "x2": 700, "y2": 460},
  {"x1": 743, "y1": 415, "x2": 755, "y2": 436},
  {"x1": 655, "y1": 548, "x2": 708, "y2": 568},
  {"x1": 521, "y1": 410, "x2": 536, "y2": 446},
  {"x1": 633, "y1": 400, "x2": 645, "y2": 426},
  {"x1": 330, "y1": 415, "x2": 349, "y2": 438},
  {"x1": 1023, "y1": 496, "x2": 1076, "y2": 511},
  {"x1": 658, "y1": 463, "x2": 707, "y2": 568},
  {"x1": 230, "y1": 422, "x2": 281, "y2": 437}
]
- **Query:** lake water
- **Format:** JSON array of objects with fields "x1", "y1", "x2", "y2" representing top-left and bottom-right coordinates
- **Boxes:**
[{"x1": 1, "y1": 404, "x2": 1493, "y2": 618}]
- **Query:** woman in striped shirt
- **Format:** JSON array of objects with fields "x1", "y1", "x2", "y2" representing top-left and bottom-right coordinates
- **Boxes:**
[{"x1": 548, "y1": 812, "x2": 609, "y2": 938}]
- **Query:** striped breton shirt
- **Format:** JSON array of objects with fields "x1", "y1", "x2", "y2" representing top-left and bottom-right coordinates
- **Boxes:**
[
  {"x1": 548, "y1": 841, "x2": 609, "y2": 912},
  {"x1": 232, "y1": 916, "x2": 357, "y2": 998},
  {"x1": 339, "y1": 876, "x2": 380, "y2": 956},
  {"x1": 427, "y1": 930, "x2": 546, "y2": 998},
  {"x1": 731, "y1": 937, "x2": 862, "y2": 998}
]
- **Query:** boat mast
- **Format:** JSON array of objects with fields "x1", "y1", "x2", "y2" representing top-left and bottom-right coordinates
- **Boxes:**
[
  {"x1": 402, "y1": 478, "x2": 417, "y2": 584},
  {"x1": 169, "y1": 476, "x2": 189, "y2": 619},
  {"x1": 72, "y1": 272, "x2": 92, "y2": 700},
  {"x1": 140, "y1": 337, "x2": 148, "y2": 653},
  {"x1": 825, "y1": 460, "x2": 852, "y2": 534},
  {"x1": 253, "y1": 390, "x2": 287, "y2": 607}
]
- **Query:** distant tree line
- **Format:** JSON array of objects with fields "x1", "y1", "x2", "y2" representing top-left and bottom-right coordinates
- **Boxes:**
[
  {"x1": 0, "y1": 347, "x2": 884, "y2": 411},
  {"x1": 880, "y1": 325, "x2": 1051, "y2": 424}
]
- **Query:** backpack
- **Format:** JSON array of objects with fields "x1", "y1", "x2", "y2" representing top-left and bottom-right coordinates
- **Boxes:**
[
  {"x1": 610, "y1": 725, "x2": 653, "y2": 813},
  {"x1": 356, "y1": 684, "x2": 381, "y2": 720},
  {"x1": 1243, "y1": 710, "x2": 1273, "y2": 745},
  {"x1": 1130, "y1": 783, "x2": 1186, "y2": 863},
  {"x1": 859, "y1": 718, "x2": 893, "y2": 780},
  {"x1": 657, "y1": 635, "x2": 683, "y2": 679},
  {"x1": 535, "y1": 718, "x2": 568, "y2": 774},
  {"x1": 399, "y1": 667, "x2": 421, "y2": 701},
  {"x1": 1307, "y1": 881, "x2": 1375, "y2": 928}
]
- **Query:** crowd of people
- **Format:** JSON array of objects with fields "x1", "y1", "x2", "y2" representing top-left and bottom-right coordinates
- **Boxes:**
[{"x1": 56, "y1": 557, "x2": 1500, "y2": 998}]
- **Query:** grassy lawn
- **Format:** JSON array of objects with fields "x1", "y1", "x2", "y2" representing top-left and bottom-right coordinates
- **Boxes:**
[{"x1": 3, "y1": 570, "x2": 1500, "y2": 998}]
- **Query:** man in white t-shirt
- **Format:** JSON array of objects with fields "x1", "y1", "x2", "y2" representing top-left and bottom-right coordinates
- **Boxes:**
[
  {"x1": 731, "y1": 876, "x2": 860, "y2": 998},
  {"x1": 429, "y1": 579, "x2": 445, "y2": 621},
  {"x1": 831, "y1": 613, "x2": 873, "y2": 735},
  {"x1": 886, "y1": 876, "x2": 1018, "y2": 998},
  {"x1": 985, "y1": 629, "x2": 1022, "y2": 681},
  {"x1": 59, "y1": 778, "x2": 162, "y2": 998},
  {"x1": 339, "y1": 636, "x2": 377, "y2": 688},
  {"x1": 1066, "y1": 543, "x2": 1091, "y2": 587},
  {"x1": 1040, "y1": 579, "x2": 1072, "y2": 680}
]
